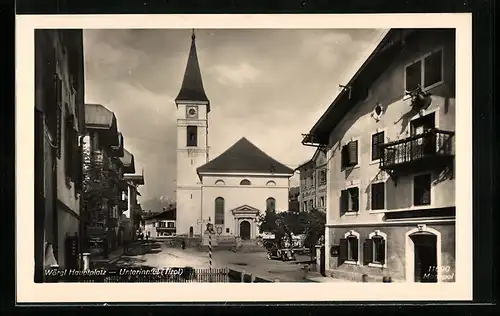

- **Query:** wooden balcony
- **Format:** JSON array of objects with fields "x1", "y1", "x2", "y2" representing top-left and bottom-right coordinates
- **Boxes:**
[
  {"x1": 379, "y1": 129, "x2": 454, "y2": 175},
  {"x1": 156, "y1": 227, "x2": 176, "y2": 233}
]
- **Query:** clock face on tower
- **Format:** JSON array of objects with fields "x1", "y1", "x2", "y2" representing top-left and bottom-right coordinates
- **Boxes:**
[{"x1": 186, "y1": 106, "x2": 198, "y2": 118}]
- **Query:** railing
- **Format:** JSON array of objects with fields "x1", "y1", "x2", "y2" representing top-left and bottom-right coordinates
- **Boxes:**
[
  {"x1": 379, "y1": 129, "x2": 454, "y2": 169},
  {"x1": 156, "y1": 227, "x2": 176, "y2": 232}
]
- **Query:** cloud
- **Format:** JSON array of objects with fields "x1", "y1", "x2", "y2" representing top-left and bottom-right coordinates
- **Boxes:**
[
  {"x1": 209, "y1": 62, "x2": 262, "y2": 88},
  {"x1": 83, "y1": 28, "x2": 382, "y2": 202}
]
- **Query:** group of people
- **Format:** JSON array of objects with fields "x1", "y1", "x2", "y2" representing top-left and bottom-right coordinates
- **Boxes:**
[{"x1": 136, "y1": 230, "x2": 150, "y2": 241}]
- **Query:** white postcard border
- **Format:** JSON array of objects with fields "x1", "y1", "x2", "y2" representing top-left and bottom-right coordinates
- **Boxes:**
[{"x1": 16, "y1": 13, "x2": 473, "y2": 303}]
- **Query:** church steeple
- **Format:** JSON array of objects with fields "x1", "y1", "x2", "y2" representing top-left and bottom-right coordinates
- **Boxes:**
[{"x1": 175, "y1": 29, "x2": 210, "y2": 111}]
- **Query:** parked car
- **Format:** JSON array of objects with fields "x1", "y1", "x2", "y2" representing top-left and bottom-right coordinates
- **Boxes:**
[{"x1": 267, "y1": 247, "x2": 296, "y2": 261}]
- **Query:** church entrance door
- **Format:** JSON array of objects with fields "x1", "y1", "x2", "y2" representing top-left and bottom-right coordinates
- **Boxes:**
[{"x1": 239, "y1": 221, "x2": 251, "y2": 240}]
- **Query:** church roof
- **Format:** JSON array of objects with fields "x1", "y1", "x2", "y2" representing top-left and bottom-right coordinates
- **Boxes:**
[
  {"x1": 175, "y1": 31, "x2": 210, "y2": 111},
  {"x1": 197, "y1": 137, "x2": 294, "y2": 175}
]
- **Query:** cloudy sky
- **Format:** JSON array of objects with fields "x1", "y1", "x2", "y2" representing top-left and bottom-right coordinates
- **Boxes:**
[{"x1": 83, "y1": 28, "x2": 386, "y2": 204}]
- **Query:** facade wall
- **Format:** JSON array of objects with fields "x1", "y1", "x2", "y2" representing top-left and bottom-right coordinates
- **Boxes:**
[
  {"x1": 176, "y1": 102, "x2": 209, "y2": 237},
  {"x1": 298, "y1": 150, "x2": 328, "y2": 212},
  {"x1": 326, "y1": 30, "x2": 456, "y2": 225},
  {"x1": 56, "y1": 208, "x2": 80, "y2": 269},
  {"x1": 176, "y1": 187, "x2": 202, "y2": 236},
  {"x1": 322, "y1": 30, "x2": 456, "y2": 281},
  {"x1": 54, "y1": 33, "x2": 81, "y2": 218},
  {"x1": 326, "y1": 222, "x2": 455, "y2": 282},
  {"x1": 43, "y1": 129, "x2": 56, "y2": 246},
  {"x1": 299, "y1": 163, "x2": 316, "y2": 211},
  {"x1": 201, "y1": 174, "x2": 290, "y2": 237},
  {"x1": 144, "y1": 219, "x2": 176, "y2": 237}
]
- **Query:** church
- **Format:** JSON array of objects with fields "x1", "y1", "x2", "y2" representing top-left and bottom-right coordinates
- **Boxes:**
[{"x1": 174, "y1": 31, "x2": 294, "y2": 240}]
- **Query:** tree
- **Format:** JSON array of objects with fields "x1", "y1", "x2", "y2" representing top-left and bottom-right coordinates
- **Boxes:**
[
  {"x1": 81, "y1": 140, "x2": 120, "y2": 255},
  {"x1": 303, "y1": 209, "x2": 326, "y2": 259},
  {"x1": 257, "y1": 209, "x2": 325, "y2": 253}
]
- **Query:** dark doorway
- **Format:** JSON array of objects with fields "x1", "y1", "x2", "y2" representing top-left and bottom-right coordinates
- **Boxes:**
[
  {"x1": 410, "y1": 113, "x2": 436, "y2": 159},
  {"x1": 239, "y1": 221, "x2": 251, "y2": 240},
  {"x1": 189, "y1": 226, "x2": 194, "y2": 237},
  {"x1": 411, "y1": 233, "x2": 438, "y2": 283}
]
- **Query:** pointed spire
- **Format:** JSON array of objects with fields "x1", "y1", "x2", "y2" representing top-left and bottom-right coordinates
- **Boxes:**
[{"x1": 175, "y1": 29, "x2": 210, "y2": 111}]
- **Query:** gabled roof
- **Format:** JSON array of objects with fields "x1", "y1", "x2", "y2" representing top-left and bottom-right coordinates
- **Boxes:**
[
  {"x1": 85, "y1": 103, "x2": 120, "y2": 147},
  {"x1": 85, "y1": 103, "x2": 117, "y2": 129},
  {"x1": 197, "y1": 137, "x2": 294, "y2": 175},
  {"x1": 295, "y1": 147, "x2": 326, "y2": 171},
  {"x1": 120, "y1": 148, "x2": 136, "y2": 174},
  {"x1": 303, "y1": 29, "x2": 419, "y2": 145},
  {"x1": 175, "y1": 31, "x2": 210, "y2": 111},
  {"x1": 143, "y1": 209, "x2": 176, "y2": 221}
]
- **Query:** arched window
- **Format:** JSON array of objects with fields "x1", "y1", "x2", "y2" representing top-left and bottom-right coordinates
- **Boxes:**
[
  {"x1": 266, "y1": 180, "x2": 276, "y2": 186},
  {"x1": 215, "y1": 179, "x2": 225, "y2": 185},
  {"x1": 365, "y1": 230, "x2": 387, "y2": 268},
  {"x1": 215, "y1": 197, "x2": 225, "y2": 225},
  {"x1": 240, "y1": 179, "x2": 251, "y2": 185},
  {"x1": 339, "y1": 230, "x2": 360, "y2": 265},
  {"x1": 266, "y1": 197, "x2": 276, "y2": 212}
]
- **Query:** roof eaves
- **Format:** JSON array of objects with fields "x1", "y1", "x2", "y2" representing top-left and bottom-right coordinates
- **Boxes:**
[{"x1": 306, "y1": 29, "x2": 394, "y2": 143}]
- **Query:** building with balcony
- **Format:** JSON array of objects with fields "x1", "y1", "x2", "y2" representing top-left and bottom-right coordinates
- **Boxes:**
[
  {"x1": 34, "y1": 29, "x2": 86, "y2": 280},
  {"x1": 296, "y1": 147, "x2": 328, "y2": 212},
  {"x1": 143, "y1": 208, "x2": 177, "y2": 238},
  {"x1": 83, "y1": 103, "x2": 125, "y2": 255},
  {"x1": 302, "y1": 29, "x2": 456, "y2": 283}
]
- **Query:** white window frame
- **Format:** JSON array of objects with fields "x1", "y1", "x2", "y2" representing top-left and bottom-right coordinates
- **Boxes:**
[
  {"x1": 411, "y1": 172, "x2": 433, "y2": 207},
  {"x1": 403, "y1": 48, "x2": 445, "y2": 98},
  {"x1": 368, "y1": 178, "x2": 387, "y2": 213},
  {"x1": 343, "y1": 180, "x2": 361, "y2": 216},
  {"x1": 344, "y1": 230, "x2": 361, "y2": 265},
  {"x1": 409, "y1": 106, "x2": 440, "y2": 133},
  {"x1": 341, "y1": 136, "x2": 361, "y2": 170},
  {"x1": 368, "y1": 230, "x2": 388, "y2": 268},
  {"x1": 369, "y1": 128, "x2": 388, "y2": 165}
]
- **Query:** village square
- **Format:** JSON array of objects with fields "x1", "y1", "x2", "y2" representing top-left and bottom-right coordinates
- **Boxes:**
[{"x1": 36, "y1": 27, "x2": 456, "y2": 283}]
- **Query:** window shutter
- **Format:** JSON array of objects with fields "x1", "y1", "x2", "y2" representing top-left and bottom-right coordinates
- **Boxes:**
[
  {"x1": 379, "y1": 239, "x2": 386, "y2": 265},
  {"x1": 340, "y1": 190, "x2": 348, "y2": 215},
  {"x1": 348, "y1": 141, "x2": 358, "y2": 165},
  {"x1": 341, "y1": 145, "x2": 348, "y2": 169},
  {"x1": 339, "y1": 238, "x2": 348, "y2": 262},
  {"x1": 352, "y1": 238, "x2": 359, "y2": 261},
  {"x1": 363, "y1": 239, "x2": 374, "y2": 265},
  {"x1": 350, "y1": 188, "x2": 359, "y2": 212}
]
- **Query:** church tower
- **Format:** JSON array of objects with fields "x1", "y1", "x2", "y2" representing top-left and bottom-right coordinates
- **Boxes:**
[{"x1": 175, "y1": 30, "x2": 210, "y2": 236}]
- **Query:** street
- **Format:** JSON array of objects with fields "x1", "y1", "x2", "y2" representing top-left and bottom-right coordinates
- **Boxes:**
[{"x1": 110, "y1": 241, "x2": 317, "y2": 282}]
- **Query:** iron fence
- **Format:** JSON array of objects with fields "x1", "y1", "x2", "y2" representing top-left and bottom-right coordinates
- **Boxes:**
[{"x1": 380, "y1": 129, "x2": 454, "y2": 169}]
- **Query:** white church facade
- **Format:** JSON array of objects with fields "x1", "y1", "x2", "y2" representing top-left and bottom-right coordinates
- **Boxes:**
[{"x1": 175, "y1": 31, "x2": 294, "y2": 239}]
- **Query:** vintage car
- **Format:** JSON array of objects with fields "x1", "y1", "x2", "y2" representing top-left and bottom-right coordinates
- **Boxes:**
[{"x1": 266, "y1": 247, "x2": 296, "y2": 261}]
